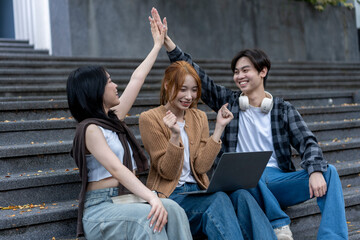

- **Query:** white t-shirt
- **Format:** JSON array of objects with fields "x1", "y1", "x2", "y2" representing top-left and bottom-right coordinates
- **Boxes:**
[
  {"x1": 236, "y1": 106, "x2": 279, "y2": 169},
  {"x1": 177, "y1": 121, "x2": 196, "y2": 186}
]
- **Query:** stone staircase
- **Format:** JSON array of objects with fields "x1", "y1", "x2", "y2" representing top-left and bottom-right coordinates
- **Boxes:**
[{"x1": 0, "y1": 39, "x2": 359, "y2": 239}]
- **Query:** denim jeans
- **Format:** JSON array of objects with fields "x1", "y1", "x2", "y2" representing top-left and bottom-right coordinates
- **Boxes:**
[
  {"x1": 169, "y1": 183, "x2": 277, "y2": 240},
  {"x1": 82, "y1": 188, "x2": 192, "y2": 240},
  {"x1": 251, "y1": 164, "x2": 348, "y2": 239}
]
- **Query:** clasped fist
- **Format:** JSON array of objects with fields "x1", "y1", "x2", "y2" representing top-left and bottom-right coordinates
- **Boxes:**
[
  {"x1": 163, "y1": 110, "x2": 180, "y2": 134},
  {"x1": 216, "y1": 103, "x2": 234, "y2": 127}
]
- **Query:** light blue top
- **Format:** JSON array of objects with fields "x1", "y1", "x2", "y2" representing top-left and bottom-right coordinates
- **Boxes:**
[{"x1": 86, "y1": 126, "x2": 137, "y2": 182}]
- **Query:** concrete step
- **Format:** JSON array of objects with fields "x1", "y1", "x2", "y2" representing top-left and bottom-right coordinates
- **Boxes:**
[
  {"x1": 333, "y1": 159, "x2": 360, "y2": 189},
  {"x1": 292, "y1": 137, "x2": 360, "y2": 165},
  {"x1": 0, "y1": 151, "x2": 75, "y2": 177},
  {"x1": 0, "y1": 60, "x2": 170, "y2": 70},
  {"x1": 0, "y1": 169, "x2": 80, "y2": 206},
  {"x1": 0, "y1": 52, "x2": 51, "y2": 57},
  {"x1": 1, "y1": 77, "x2": 360, "y2": 94},
  {"x1": 308, "y1": 119, "x2": 360, "y2": 142},
  {"x1": 0, "y1": 100, "x2": 71, "y2": 121},
  {"x1": 0, "y1": 95, "x2": 65, "y2": 102},
  {"x1": 2, "y1": 74, "x2": 360, "y2": 85},
  {"x1": 0, "y1": 57, "x2": 359, "y2": 69},
  {"x1": 298, "y1": 104, "x2": 360, "y2": 122},
  {"x1": 0, "y1": 126, "x2": 75, "y2": 145},
  {"x1": 1, "y1": 67, "x2": 359, "y2": 79},
  {"x1": 0, "y1": 89, "x2": 356, "y2": 106},
  {"x1": 1, "y1": 95, "x2": 357, "y2": 121},
  {"x1": 0, "y1": 48, "x2": 49, "y2": 55},
  {"x1": 0, "y1": 53, "x2": 359, "y2": 69},
  {"x1": 0, "y1": 140, "x2": 72, "y2": 159},
  {"x1": 319, "y1": 138, "x2": 360, "y2": 164},
  {"x1": 2, "y1": 81, "x2": 360, "y2": 98},
  {"x1": 0, "y1": 39, "x2": 29, "y2": 44},
  {"x1": 266, "y1": 82, "x2": 360, "y2": 90},
  {"x1": 0, "y1": 43, "x2": 34, "y2": 49},
  {"x1": 0, "y1": 199, "x2": 78, "y2": 240}
]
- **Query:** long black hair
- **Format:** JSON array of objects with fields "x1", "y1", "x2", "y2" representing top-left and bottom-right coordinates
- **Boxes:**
[{"x1": 66, "y1": 65, "x2": 118, "y2": 123}]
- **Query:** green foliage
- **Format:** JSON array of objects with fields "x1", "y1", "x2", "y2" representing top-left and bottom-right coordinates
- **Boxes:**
[{"x1": 297, "y1": 0, "x2": 354, "y2": 11}]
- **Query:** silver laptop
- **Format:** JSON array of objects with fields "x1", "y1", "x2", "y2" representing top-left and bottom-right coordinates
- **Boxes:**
[{"x1": 180, "y1": 151, "x2": 272, "y2": 195}]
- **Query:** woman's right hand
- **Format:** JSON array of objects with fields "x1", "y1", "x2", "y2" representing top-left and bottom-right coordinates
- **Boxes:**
[
  {"x1": 149, "y1": 12, "x2": 165, "y2": 48},
  {"x1": 163, "y1": 110, "x2": 180, "y2": 135},
  {"x1": 151, "y1": 8, "x2": 168, "y2": 39},
  {"x1": 151, "y1": 8, "x2": 176, "y2": 52},
  {"x1": 147, "y1": 196, "x2": 168, "y2": 233}
]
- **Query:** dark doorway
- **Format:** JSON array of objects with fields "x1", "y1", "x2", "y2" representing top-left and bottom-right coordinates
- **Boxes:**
[{"x1": 0, "y1": 0, "x2": 15, "y2": 38}]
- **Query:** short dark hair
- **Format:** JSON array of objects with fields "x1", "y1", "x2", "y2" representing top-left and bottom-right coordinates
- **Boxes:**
[
  {"x1": 231, "y1": 49, "x2": 271, "y2": 86},
  {"x1": 66, "y1": 65, "x2": 116, "y2": 123}
]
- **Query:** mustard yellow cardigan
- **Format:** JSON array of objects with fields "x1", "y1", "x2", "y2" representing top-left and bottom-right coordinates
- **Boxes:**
[{"x1": 139, "y1": 105, "x2": 222, "y2": 198}]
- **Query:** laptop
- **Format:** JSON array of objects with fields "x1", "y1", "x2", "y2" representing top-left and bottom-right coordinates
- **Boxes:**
[{"x1": 180, "y1": 151, "x2": 272, "y2": 195}]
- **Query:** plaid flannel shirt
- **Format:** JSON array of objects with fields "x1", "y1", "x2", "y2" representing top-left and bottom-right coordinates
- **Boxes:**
[{"x1": 167, "y1": 46, "x2": 328, "y2": 175}]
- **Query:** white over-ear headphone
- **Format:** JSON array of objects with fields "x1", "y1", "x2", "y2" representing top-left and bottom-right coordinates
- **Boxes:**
[{"x1": 239, "y1": 91, "x2": 274, "y2": 113}]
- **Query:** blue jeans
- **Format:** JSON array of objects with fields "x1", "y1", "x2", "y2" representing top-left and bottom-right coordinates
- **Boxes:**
[
  {"x1": 83, "y1": 188, "x2": 192, "y2": 240},
  {"x1": 249, "y1": 165, "x2": 347, "y2": 239},
  {"x1": 169, "y1": 183, "x2": 277, "y2": 240}
]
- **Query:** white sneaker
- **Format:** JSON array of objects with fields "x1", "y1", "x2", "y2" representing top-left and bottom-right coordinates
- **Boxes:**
[{"x1": 274, "y1": 225, "x2": 293, "y2": 240}]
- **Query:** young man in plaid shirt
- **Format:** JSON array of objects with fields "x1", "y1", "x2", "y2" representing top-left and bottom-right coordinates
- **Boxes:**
[{"x1": 150, "y1": 8, "x2": 348, "y2": 240}]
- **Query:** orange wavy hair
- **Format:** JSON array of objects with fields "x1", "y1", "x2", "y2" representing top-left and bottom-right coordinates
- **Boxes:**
[{"x1": 160, "y1": 61, "x2": 201, "y2": 108}]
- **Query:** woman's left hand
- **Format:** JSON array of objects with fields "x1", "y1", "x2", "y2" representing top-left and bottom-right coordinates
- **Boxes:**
[
  {"x1": 147, "y1": 196, "x2": 168, "y2": 233},
  {"x1": 149, "y1": 12, "x2": 165, "y2": 48},
  {"x1": 216, "y1": 103, "x2": 234, "y2": 127}
]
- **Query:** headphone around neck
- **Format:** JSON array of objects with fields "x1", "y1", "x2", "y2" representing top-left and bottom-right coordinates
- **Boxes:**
[{"x1": 239, "y1": 91, "x2": 274, "y2": 113}]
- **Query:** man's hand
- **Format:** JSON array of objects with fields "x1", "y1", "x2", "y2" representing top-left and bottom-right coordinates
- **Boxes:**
[{"x1": 309, "y1": 172, "x2": 327, "y2": 198}]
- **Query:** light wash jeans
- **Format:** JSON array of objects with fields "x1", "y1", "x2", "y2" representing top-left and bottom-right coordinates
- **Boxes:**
[
  {"x1": 82, "y1": 188, "x2": 192, "y2": 240},
  {"x1": 248, "y1": 164, "x2": 348, "y2": 239},
  {"x1": 169, "y1": 183, "x2": 277, "y2": 240}
]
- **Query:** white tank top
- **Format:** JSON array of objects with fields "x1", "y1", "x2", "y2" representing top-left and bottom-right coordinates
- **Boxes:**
[{"x1": 86, "y1": 126, "x2": 137, "y2": 182}]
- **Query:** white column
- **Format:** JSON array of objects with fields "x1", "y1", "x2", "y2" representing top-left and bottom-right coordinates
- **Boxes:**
[{"x1": 12, "y1": 0, "x2": 52, "y2": 54}]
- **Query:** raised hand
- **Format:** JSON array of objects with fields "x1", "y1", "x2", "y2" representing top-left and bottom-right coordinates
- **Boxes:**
[
  {"x1": 212, "y1": 103, "x2": 233, "y2": 142},
  {"x1": 216, "y1": 103, "x2": 234, "y2": 127},
  {"x1": 150, "y1": 7, "x2": 175, "y2": 52},
  {"x1": 148, "y1": 13, "x2": 165, "y2": 48},
  {"x1": 151, "y1": 7, "x2": 168, "y2": 38}
]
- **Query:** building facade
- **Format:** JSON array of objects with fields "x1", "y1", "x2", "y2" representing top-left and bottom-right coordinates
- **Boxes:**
[{"x1": 2, "y1": 0, "x2": 359, "y2": 61}]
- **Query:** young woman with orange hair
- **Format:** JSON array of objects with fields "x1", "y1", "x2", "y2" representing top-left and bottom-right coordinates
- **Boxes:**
[{"x1": 139, "y1": 59, "x2": 277, "y2": 240}]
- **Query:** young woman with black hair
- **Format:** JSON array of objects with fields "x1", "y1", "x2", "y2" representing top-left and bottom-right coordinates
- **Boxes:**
[{"x1": 66, "y1": 15, "x2": 191, "y2": 240}]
